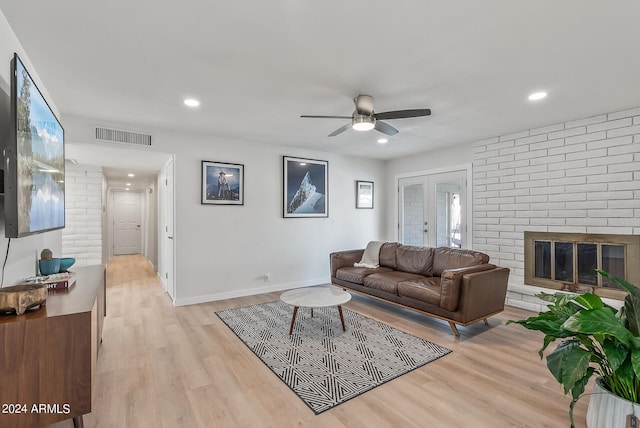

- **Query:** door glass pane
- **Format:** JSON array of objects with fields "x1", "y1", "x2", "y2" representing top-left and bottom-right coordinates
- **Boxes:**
[
  {"x1": 402, "y1": 183, "x2": 424, "y2": 246},
  {"x1": 534, "y1": 241, "x2": 551, "y2": 279},
  {"x1": 602, "y1": 245, "x2": 625, "y2": 288},
  {"x1": 435, "y1": 183, "x2": 462, "y2": 248},
  {"x1": 554, "y1": 242, "x2": 573, "y2": 282},
  {"x1": 577, "y1": 243, "x2": 597, "y2": 285}
]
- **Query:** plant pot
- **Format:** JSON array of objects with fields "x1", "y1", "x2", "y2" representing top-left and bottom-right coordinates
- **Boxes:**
[{"x1": 587, "y1": 377, "x2": 640, "y2": 427}]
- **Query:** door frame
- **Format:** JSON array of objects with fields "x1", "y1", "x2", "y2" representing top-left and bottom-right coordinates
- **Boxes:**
[{"x1": 394, "y1": 163, "x2": 473, "y2": 248}]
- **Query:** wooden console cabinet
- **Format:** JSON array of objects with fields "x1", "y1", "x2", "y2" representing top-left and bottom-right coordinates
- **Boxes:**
[{"x1": 0, "y1": 265, "x2": 105, "y2": 428}]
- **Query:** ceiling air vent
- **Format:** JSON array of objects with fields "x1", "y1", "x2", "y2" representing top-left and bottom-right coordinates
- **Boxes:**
[{"x1": 95, "y1": 126, "x2": 152, "y2": 146}]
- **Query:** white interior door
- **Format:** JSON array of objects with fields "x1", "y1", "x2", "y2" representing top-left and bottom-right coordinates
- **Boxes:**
[
  {"x1": 399, "y1": 169, "x2": 468, "y2": 248},
  {"x1": 113, "y1": 191, "x2": 143, "y2": 255}
]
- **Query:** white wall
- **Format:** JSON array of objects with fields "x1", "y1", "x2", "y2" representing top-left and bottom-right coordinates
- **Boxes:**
[
  {"x1": 0, "y1": 9, "x2": 62, "y2": 284},
  {"x1": 64, "y1": 114, "x2": 386, "y2": 305},
  {"x1": 62, "y1": 164, "x2": 103, "y2": 266}
]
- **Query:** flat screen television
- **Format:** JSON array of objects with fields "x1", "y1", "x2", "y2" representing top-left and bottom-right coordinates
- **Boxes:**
[{"x1": 5, "y1": 53, "x2": 65, "y2": 238}]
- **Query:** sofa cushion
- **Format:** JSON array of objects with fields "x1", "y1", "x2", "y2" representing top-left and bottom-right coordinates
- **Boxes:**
[
  {"x1": 335, "y1": 266, "x2": 393, "y2": 285},
  {"x1": 364, "y1": 271, "x2": 427, "y2": 295},
  {"x1": 398, "y1": 278, "x2": 441, "y2": 306},
  {"x1": 396, "y1": 245, "x2": 434, "y2": 276},
  {"x1": 379, "y1": 243, "x2": 399, "y2": 269},
  {"x1": 432, "y1": 247, "x2": 490, "y2": 276}
]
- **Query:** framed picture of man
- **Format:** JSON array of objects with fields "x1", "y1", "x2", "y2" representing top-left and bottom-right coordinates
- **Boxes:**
[{"x1": 201, "y1": 161, "x2": 244, "y2": 205}]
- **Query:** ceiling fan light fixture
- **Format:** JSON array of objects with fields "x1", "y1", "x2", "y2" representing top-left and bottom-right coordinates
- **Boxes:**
[{"x1": 352, "y1": 115, "x2": 375, "y2": 131}]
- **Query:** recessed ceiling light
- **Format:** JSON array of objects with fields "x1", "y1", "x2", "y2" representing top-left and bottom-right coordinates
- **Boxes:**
[
  {"x1": 377, "y1": 138, "x2": 388, "y2": 144},
  {"x1": 125, "y1": 188, "x2": 130, "y2": 191},
  {"x1": 528, "y1": 91, "x2": 547, "y2": 101},
  {"x1": 184, "y1": 98, "x2": 200, "y2": 107},
  {"x1": 128, "y1": 173, "x2": 135, "y2": 177},
  {"x1": 126, "y1": 183, "x2": 131, "y2": 186}
]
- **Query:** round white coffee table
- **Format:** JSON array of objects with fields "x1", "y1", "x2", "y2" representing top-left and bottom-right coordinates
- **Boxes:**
[{"x1": 280, "y1": 285, "x2": 352, "y2": 335}]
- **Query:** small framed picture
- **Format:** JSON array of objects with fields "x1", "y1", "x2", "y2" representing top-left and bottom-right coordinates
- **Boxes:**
[
  {"x1": 283, "y1": 156, "x2": 328, "y2": 217},
  {"x1": 201, "y1": 161, "x2": 244, "y2": 205},
  {"x1": 356, "y1": 180, "x2": 374, "y2": 209}
]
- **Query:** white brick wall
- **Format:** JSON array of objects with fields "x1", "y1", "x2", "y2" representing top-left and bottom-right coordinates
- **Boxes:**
[
  {"x1": 62, "y1": 165, "x2": 104, "y2": 267},
  {"x1": 473, "y1": 106, "x2": 640, "y2": 312}
]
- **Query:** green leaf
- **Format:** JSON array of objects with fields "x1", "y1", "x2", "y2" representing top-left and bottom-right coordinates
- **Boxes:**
[
  {"x1": 539, "y1": 334, "x2": 556, "y2": 359},
  {"x1": 622, "y1": 292, "x2": 640, "y2": 337},
  {"x1": 598, "y1": 270, "x2": 640, "y2": 297},
  {"x1": 602, "y1": 339, "x2": 629, "y2": 372},
  {"x1": 562, "y1": 307, "x2": 635, "y2": 347},
  {"x1": 571, "y1": 366, "x2": 595, "y2": 400},
  {"x1": 572, "y1": 293, "x2": 604, "y2": 310},
  {"x1": 608, "y1": 357, "x2": 637, "y2": 402},
  {"x1": 546, "y1": 340, "x2": 591, "y2": 394},
  {"x1": 632, "y1": 348, "x2": 640, "y2": 380}
]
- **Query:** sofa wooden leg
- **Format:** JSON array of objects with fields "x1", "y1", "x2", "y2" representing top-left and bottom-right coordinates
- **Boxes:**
[
  {"x1": 448, "y1": 321, "x2": 460, "y2": 337},
  {"x1": 483, "y1": 318, "x2": 489, "y2": 326}
]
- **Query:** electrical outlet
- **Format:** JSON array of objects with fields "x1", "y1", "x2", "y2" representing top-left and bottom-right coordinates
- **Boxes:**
[{"x1": 264, "y1": 273, "x2": 271, "y2": 282}]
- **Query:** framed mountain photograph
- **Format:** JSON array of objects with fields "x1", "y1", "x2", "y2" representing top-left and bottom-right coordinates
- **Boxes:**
[{"x1": 283, "y1": 156, "x2": 328, "y2": 218}]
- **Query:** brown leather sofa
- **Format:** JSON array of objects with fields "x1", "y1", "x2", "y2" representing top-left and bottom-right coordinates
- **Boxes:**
[{"x1": 330, "y1": 243, "x2": 510, "y2": 336}]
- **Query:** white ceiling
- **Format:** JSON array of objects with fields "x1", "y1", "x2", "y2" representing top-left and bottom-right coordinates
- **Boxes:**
[{"x1": 1, "y1": 1, "x2": 640, "y2": 160}]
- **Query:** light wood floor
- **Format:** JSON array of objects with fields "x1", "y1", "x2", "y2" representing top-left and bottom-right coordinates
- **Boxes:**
[{"x1": 51, "y1": 254, "x2": 588, "y2": 428}]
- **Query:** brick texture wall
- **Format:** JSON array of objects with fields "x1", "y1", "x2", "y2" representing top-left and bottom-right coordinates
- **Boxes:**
[
  {"x1": 473, "y1": 106, "x2": 640, "y2": 311},
  {"x1": 62, "y1": 164, "x2": 104, "y2": 267}
]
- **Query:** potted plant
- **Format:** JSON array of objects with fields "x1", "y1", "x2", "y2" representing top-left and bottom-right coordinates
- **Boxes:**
[{"x1": 508, "y1": 270, "x2": 640, "y2": 428}]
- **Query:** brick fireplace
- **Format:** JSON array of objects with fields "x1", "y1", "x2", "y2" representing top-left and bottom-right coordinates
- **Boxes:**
[{"x1": 472, "y1": 105, "x2": 640, "y2": 312}]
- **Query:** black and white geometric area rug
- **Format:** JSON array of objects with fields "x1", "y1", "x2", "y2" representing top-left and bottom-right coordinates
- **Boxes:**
[{"x1": 215, "y1": 300, "x2": 451, "y2": 414}]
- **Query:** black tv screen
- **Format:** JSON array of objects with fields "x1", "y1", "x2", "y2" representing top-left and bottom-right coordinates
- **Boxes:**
[{"x1": 5, "y1": 53, "x2": 65, "y2": 238}]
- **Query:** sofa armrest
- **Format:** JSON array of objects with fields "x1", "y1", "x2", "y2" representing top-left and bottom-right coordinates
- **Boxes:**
[
  {"x1": 457, "y1": 267, "x2": 510, "y2": 323},
  {"x1": 440, "y1": 264, "x2": 497, "y2": 311},
  {"x1": 330, "y1": 249, "x2": 364, "y2": 278}
]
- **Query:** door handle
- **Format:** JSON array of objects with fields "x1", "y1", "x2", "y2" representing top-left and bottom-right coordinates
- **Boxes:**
[
  {"x1": 423, "y1": 229, "x2": 428, "y2": 233},
  {"x1": 168, "y1": 236, "x2": 174, "y2": 240}
]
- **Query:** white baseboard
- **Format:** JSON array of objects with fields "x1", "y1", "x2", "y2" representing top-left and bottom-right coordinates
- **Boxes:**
[
  {"x1": 157, "y1": 272, "x2": 167, "y2": 288},
  {"x1": 174, "y1": 277, "x2": 331, "y2": 307}
]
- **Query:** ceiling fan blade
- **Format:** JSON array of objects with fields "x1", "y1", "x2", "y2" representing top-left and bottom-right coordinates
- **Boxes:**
[
  {"x1": 374, "y1": 109, "x2": 431, "y2": 120},
  {"x1": 328, "y1": 122, "x2": 353, "y2": 137},
  {"x1": 374, "y1": 121, "x2": 399, "y2": 136},
  {"x1": 300, "y1": 115, "x2": 352, "y2": 119}
]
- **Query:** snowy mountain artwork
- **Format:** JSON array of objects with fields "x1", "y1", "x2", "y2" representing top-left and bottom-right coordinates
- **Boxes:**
[{"x1": 283, "y1": 156, "x2": 328, "y2": 217}]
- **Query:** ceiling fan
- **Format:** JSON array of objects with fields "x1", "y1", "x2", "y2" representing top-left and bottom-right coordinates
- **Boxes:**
[{"x1": 300, "y1": 94, "x2": 431, "y2": 137}]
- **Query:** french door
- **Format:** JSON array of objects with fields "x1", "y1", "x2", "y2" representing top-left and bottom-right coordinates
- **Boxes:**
[{"x1": 399, "y1": 169, "x2": 468, "y2": 248}]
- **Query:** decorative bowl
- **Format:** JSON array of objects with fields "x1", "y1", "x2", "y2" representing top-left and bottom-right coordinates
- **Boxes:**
[
  {"x1": 59, "y1": 257, "x2": 76, "y2": 272},
  {"x1": 39, "y1": 258, "x2": 60, "y2": 276}
]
